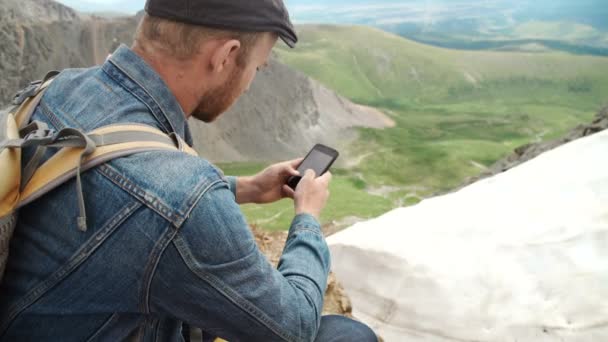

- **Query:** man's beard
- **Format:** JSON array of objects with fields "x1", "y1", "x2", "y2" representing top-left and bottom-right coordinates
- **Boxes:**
[{"x1": 191, "y1": 68, "x2": 244, "y2": 123}]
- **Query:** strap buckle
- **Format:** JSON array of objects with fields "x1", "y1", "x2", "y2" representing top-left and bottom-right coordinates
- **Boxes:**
[
  {"x1": 11, "y1": 71, "x2": 60, "y2": 106},
  {"x1": 12, "y1": 80, "x2": 43, "y2": 106},
  {"x1": 24, "y1": 128, "x2": 55, "y2": 142}
]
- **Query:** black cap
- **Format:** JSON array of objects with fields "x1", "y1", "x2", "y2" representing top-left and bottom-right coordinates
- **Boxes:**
[{"x1": 145, "y1": 0, "x2": 298, "y2": 48}]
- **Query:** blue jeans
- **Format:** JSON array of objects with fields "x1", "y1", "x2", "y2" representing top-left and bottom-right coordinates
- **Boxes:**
[
  {"x1": 314, "y1": 315, "x2": 378, "y2": 342},
  {"x1": 200, "y1": 315, "x2": 377, "y2": 342}
]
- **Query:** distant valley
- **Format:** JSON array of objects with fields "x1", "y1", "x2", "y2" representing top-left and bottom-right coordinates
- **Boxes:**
[
  {"x1": 288, "y1": 0, "x2": 608, "y2": 55},
  {"x1": 256, "y1": 24, "x2": 608, "y2": 230},
  {"x1": 54, "y1": 0, "x2": 608, "y2": 55}
]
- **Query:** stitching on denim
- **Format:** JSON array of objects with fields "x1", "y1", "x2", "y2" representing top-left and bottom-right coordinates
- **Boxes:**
[
  {"x1": 140, "y1": 225, "x2": 179, "y2": 314},
  {"x1": 175, "y1": 179, "x2": 226, "y2": 228},
  {"x1": 0, "y1": 201, "x2": 142, "y2": 334},
  {"x1": 153, "y1": 317, "x2": 161, "y2": 342},
  {"x1": 39, "y1": 97, "x2": 82, "y2": 129},
  {"x1": 101, "y1": 64, "x2": 169, "y2": 133},
  {"x1": 94, "y1": 74, "x2": 117, "y2": 94},
  {"x1": 85, "y1": 312, "x2": 120, "y2": 342},
  {"x1": 103, "y1": 62, "x2": 176, "y2": 135},
  {"x1": 97, "y1": 164, "x2": 178, "y2": 225},
  {"x1": 172, "y1": 235, "x2": 298, "y2": 342},
  {"x1": 39, "y1": 101, "x2": 66, "y2": 130},
  {"x1": 135, "y1": 320, "x2": 145, "y2": 342}
]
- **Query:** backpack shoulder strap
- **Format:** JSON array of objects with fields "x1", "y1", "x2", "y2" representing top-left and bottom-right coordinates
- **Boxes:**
[
  {"x1": 12, "y1": 71, "x2": 59, "y2": 129},
  {"x1": 18, "y1": 123, "x2": 198, "y2": 213},
  {"x1": 5, "y1": 72, "x2": 200, "y2": 231}
]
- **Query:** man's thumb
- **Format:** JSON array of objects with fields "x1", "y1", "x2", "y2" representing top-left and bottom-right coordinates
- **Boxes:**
[{"x1": 303, "y1": 169, "x2": 316, "y2": 179}]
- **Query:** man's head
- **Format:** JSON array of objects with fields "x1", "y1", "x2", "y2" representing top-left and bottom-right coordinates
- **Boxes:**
[{"x1": 132, "y1": 0, "x2": 296, "y2": 123}]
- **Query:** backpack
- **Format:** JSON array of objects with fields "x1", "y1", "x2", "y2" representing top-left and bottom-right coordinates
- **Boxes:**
[{"x1": 0, "y1": 72, "x2": 198, "y2": 283}]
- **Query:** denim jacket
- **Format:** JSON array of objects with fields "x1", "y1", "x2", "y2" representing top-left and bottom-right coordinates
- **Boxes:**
[{"x1": 0, "y1": 45, "x2": 331, "y2": 342}]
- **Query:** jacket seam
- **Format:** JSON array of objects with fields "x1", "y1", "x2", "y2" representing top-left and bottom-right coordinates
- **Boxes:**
[
  {"x1": 85, "y1": 312, "x2": 120, "y2": 342},
  {"x1": 153, "y1": 318, "x2": 161, "y2": 342},
  {"x1": 172, "y1": 235, "x2": 298, "y2": 342},
  {"x1": 39, "y1": 100, "x2": 67, "y2": 130},
  {"x1": 40, "y1": 96, "x2": 84, "y2": 130},
  {"x1": 174, "y1": 179, "x2": 226, "y2": 227},
  {"x1": 0, "y1": 201, "x2": 142, "y2": 335},
  {"x1": 97, "y1": 164, "x2": 180, "y2": 225},
  {"x1": 140, "y1": 225, "x2": 180, "y2": 314},
  {"x1": 103, "y1": 61, "x2": 177, "y2": 135}
]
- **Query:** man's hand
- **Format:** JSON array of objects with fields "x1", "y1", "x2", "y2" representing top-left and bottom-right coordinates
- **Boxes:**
[
  {"x1": 235, "y1": 158, "x2": 303, "y2": 205},
  {"x1": 292, "y1": 169, "x2": 332, "y2": 220}
]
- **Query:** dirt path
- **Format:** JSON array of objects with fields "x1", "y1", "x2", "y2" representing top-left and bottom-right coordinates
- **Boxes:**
[{"x1": 344, "y1": 148, "x2": 394, "y2": 168}]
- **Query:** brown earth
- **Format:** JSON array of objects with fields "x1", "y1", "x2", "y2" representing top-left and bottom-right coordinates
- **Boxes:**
[{"x1": 251, "y1": 226, "x2": 354, "y2": 317}]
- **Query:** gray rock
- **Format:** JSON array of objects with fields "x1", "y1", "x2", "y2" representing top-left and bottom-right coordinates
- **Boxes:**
[{"x1": 0, "y1": 0, "x2": 392, "y2": 163}]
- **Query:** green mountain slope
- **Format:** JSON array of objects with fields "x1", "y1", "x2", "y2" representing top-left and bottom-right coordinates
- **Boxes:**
[
  {"x1": 272, "y1": 25, "x2": 606, "y2": 210},
  {"x1": 231, "y1": 25, "x2": 608, "y2": 231},
  {"x1": 275, "y1": 25, "x2": 608, "y2": 106}
]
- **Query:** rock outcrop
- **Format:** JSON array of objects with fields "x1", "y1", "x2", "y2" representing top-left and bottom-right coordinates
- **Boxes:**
[
  {"x1": 0, "y1": 0, "x2": 392, "y2": 163},
  {"x1": 192, "y1": 58, "x2": 394, "y2": 163},
  {"x1": 0, "y1": 0, "x2": 137, "y2": 105}
]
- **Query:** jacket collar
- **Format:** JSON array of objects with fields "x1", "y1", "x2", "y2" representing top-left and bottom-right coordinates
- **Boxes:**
[{"x1": 103, "y1": 45, "x2": 194, "y2": 146}]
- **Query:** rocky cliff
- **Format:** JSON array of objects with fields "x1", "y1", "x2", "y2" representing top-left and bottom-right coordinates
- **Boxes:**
[
  {"x1": 194, "y1": 57, "x2": 393, "y2": 162},
  {"x1": 0, "y1": 0, "x2": 391, "y2": 163},
  {"x1": 0, "y1": 0, "x2": 137, "y2": 105}
]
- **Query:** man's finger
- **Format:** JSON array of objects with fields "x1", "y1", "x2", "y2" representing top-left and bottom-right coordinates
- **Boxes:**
[
  {"x1": 282, "y1": 185, "x2": 295, "y2": 199},
  {"x1": 289, "y1": 158, "x2": 304, "y2": 168},
  {"x1": 279, "y1": 158, "x2": 303, "y2": 177},
  {"x1": 287, "y1": 166, "x2": 300, "y2": 177},
  {"x1": 303, "y1": 169, "x2": 316, "y2": 180},
  {"x1": 319, "y1": 171, "x2": 332, "y2": 184}
]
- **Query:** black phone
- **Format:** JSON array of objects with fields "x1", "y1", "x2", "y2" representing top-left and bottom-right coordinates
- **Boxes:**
[{"x1": 287, "y1": 144, "x2": 340, "y2": 190}]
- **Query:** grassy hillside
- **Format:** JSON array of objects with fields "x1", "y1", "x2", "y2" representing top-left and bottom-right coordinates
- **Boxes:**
[
  {"x1": 275, "y1": 26, "x2": 608, "y2": 104},
  {"x1": 227, "y1": 25, "x2": 608, "y2": 231}
]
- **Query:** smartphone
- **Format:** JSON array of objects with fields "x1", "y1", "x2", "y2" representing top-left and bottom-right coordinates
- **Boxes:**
[{"x1": 287, "y1": 144, "x2": 340, "y2": 190}]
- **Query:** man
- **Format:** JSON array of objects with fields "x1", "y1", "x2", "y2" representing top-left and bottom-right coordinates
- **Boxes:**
[{"x1": 0, "y1": 0, "x2": 377, "y2": 341}]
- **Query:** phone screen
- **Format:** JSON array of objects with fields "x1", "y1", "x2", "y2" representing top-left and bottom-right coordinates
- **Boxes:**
[
  {"x1": 287, "y1": 144, "x2": 339, "y2": 190},
  {"x1": 297, "y1": 149, "x2": 335, "y2": 176}
]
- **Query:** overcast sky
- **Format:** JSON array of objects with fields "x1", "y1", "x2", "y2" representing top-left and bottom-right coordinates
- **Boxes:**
[
  {"x1": 54, "y1": 0, "x2": 416, "y2": 15},
  {"x1": 56, "y1": 0, "x2": 147, "y2": 14},
  {"x1": 56, "y1": 0, "x2": 304, "y2": 14}
]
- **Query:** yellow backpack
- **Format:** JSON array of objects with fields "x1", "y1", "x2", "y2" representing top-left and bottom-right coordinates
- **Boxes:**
[{"x1": 0, "y1": 73, "x2": 197, "y2": 283}]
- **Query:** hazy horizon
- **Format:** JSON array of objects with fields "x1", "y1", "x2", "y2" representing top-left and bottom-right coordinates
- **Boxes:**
[
  {"x1": 56, "y1": 0, "x2": 608, "y2": 51},
  {"x1": 54, "y1": 0, "x2": 608, "y2": 29}
]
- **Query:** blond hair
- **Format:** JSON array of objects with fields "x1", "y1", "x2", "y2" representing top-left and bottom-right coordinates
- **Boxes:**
[{"x1": 134, "y1": 14, "x2": 260, "y2": 65}]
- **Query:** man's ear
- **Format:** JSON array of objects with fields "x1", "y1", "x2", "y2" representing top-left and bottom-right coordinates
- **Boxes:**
[{"x1": 209, "y1": 39, "x2": 241, "y2": 73}]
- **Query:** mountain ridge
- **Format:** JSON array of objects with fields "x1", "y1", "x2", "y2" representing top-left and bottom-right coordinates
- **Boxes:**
[
  {"x1": 1, "y1": 0, "x2": 79, "y2": 22},
  {"x1": 272, "y1": 23, "x2": 608, "y2": 198},
  {"x1": 0, "y1": 0, "x2": 391, "y2": 163}
]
